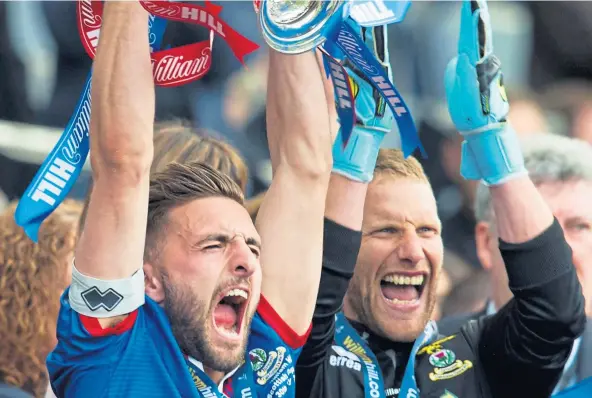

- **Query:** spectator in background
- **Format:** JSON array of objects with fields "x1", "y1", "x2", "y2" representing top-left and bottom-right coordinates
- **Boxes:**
[
  {"x1": 433, "y1": 250, "x2": 480, "y2": 320},
  {"x1": 431, "y1": 267, "x2": 451, "y2": 321},
  {"x1": 0, "y1": 2, "x2": 31, "y2": 123},
  {"x1": 437, "y1": 88, "x2": 549, "y2": 268},
  {"x1": 0, "y1": 200, "x2": 82, "y2": 398},
  {"x1": 439, "y1": 134, "x2": 592, "y2": 392},
  {"x1": 78, "y1": 120, "x2": 250, "y2": 235},
  {"x1": 528, "y1": 2, "x2": 592, "y2": 89},
  {"x1": 542, "y1": 80, "x2": 592, "y2": 144},
  {"x1": 441, "y1": 268, "x2": 490, "y2": 318}
]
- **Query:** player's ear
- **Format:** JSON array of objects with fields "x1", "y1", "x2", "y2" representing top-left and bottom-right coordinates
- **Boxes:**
[{"x1": 144, "y1": 262, "x2": 165, "y2": 304}]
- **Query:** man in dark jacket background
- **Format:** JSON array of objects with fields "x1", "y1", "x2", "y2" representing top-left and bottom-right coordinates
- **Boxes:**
[{"x1": 439, "y1": 134, "x2": 592, "y2": 393}]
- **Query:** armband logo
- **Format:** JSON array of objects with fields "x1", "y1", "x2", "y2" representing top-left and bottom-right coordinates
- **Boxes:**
[{"x1": 81, "y1": 286, "x2": 124, "y2": 312}]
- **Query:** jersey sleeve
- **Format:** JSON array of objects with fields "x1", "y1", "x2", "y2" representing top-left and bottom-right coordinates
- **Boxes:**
[
  {"x1": 246, "y1": 295, "x2": 312, "y2": 398},
  {"x1": 478, "y1": 219, "x2": 587, "y2": 398},
  {"x1": 47, "y1": 288, "x2": 141, "y2": 397}
]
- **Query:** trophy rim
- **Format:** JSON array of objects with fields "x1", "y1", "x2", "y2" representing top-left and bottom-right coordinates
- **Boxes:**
[{"x1": 259, "y1": 0, "x2": 348, "y2": 54}]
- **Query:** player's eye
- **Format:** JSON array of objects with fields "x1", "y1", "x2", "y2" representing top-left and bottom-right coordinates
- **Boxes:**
[
  {"x1": 249, "y1": 246, "x2": 260, "y2": 258},
  {"x1": 204, "y1": 243, "x2": 224, "y2": 251}
]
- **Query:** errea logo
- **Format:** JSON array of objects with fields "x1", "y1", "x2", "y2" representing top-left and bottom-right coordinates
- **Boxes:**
[
  {"x1": 329, "y1": 345, "x2": 362, "y2": 371},
  {"x1": 81, "y1": 286, "x2": 123, "y2": 312}
]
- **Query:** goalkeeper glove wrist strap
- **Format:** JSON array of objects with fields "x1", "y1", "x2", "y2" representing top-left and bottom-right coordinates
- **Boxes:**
[
  {"x1": 332, "y1": 126, "x2": 386, "y2": 183},
  {"x1": 460, "y1": 123, "x2": 527, "y2": 186}
]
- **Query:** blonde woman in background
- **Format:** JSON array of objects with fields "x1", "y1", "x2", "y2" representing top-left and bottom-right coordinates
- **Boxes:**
[{"x1": 0, "y1": 200, "x2": 82, "y2": 398}]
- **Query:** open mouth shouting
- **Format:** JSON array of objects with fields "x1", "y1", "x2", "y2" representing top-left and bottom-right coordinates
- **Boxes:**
[
  {"x1": 212, "y1": 287, "x2": 249, "y2": 341},
  {"x1": 380, "y1": 272, "x2": 428, "y2": 313}
]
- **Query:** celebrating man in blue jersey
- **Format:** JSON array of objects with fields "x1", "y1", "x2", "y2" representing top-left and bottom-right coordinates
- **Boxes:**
[{"x1": 47, "y1": 2, "x2": 334, "y2": 397}]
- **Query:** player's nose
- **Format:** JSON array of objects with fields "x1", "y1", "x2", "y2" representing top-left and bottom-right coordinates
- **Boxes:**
[{"x1": 227, "y1": 238, "x2": 259, "y2": 278}]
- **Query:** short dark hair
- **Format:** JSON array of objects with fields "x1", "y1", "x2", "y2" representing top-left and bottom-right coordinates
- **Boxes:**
[{"x1": 145, "y1": 162, "x2": 245, "y2": 261}]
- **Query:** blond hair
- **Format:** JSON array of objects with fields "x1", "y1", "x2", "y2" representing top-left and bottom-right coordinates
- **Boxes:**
[
  {"x1": 374, "y1": 148, "x2": 429, "y2": 182},
  {"x1": 0, "y1": 200, "x2": 82, "y2": 397}
]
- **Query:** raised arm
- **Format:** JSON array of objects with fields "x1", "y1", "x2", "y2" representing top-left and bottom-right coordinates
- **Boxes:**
[
  {"x1": 255, "y1": 49, "x2": 333, "y2": 335},
  {"x1": 296, "y1": 23, "x2": 394, "y2": 392},
  {"x1": 445, "y1": 1, "x2": 586, "y2": 396},
  {"x1": 72, "y1": 2, "x2": 153, "y2": 325}
]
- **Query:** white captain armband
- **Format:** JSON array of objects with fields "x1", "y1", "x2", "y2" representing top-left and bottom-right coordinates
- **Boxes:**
[{"x1": 69, "y1": 263, "x2": 145, "y2": 318}]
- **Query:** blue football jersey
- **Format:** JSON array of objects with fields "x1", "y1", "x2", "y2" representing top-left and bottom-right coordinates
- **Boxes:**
[{"x1": 47, "y1": 288, "x2": 308, "y2": 398}]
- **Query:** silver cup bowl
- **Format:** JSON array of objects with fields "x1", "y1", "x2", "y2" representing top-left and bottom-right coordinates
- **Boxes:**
[{"x1": 259, "y1": 0, "x2": 349, "y2": 54}]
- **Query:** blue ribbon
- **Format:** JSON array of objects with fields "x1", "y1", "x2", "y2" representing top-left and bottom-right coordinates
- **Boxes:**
[
  {"x1": 15, "y1": 17, "x2": 168, "y2": 242},
  {"x1": 335, "y1": 313, "x2": 437, "y2": 398},
  {"x1": 553, "y1": 377, "x2": 592, "y2": 398},
  {"x1": 350, "y1": 0, "x2": 411, "y2": 27},
  {"x1": 329, "y1": 19, "x2": 426, "y2": 158},
  {"x1": 186, "y1": 356, "x2": 256, "y2": 398},
  {"x1": 321, "y1": 45, "x2": 356, "y2": 147}
]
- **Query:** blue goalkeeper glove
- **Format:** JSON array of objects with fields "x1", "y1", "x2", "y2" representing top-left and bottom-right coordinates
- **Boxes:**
[
  {"x1": 330, "y1": 19, "x2": 395, "y2": 183},
  {"x1": 444, "y1": 0, "x2": 526, "y2": 186}
]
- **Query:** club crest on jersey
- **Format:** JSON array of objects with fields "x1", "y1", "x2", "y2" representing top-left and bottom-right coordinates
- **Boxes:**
[
  {"x1": 251, "y1": 346, "x2": 288, "y2": 385},
  {"x1": 429, "y1": 358, "x2": 473, "y2": 382},
  {"x1": 249, "y1": 348, "x2": 267, "y2": 372},
  {"x1": 429, "y1": 349, "x2": 456, "y2": 368}
]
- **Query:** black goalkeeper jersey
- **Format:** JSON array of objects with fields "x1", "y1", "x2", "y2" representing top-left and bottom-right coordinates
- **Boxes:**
[{"x1": 296, "y1": 218, "x2": 586, "y2": 398}]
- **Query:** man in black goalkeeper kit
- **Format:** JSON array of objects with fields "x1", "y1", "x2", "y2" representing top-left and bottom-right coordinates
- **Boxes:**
[{"x1": 296, "y1": 2, "x2": 586, "y2": 398}]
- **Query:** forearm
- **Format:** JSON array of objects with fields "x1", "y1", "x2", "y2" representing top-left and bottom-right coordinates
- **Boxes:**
[
  {"x1": 489, "y1": 176, "x2": 554, "y2": 244},
  {"x1": 91, "y1": 2, "x2": 154, "y2": 175},
  {"x1": 266, "y1": 51, "x2": 332, "y2": 177},
  {"x1": 325, "y1": 173, "x2": 367, "y2": 230},
  {"x1": 258, "y1": 49, "x2": 332, "y2": 334},
  {"x1": 76, "y1": 2, "x2": 153, "y2": 281}
]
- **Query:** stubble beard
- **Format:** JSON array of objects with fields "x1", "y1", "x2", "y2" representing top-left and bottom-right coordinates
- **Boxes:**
[
  {"x1": 162, "y1": 278, "x2": 252, "y2": 373},
  {"x1": 346, "y1": 275, "x2": 437, "y2": 343}
]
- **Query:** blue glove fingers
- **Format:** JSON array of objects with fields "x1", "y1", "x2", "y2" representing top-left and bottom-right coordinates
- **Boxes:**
[
  {"x1": 458, "y1": 0, "x2": 493, "y2": 65},
  {"x1": 445, "y1": 53, "x2": 488, "y2": 131}
]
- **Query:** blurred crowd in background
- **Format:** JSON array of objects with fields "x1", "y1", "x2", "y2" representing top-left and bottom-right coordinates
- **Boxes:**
[{"x1": 1, "y1": 2, "x2": 592, "y2": 394}]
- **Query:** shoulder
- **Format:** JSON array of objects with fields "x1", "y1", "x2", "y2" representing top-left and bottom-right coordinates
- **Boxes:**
[
  {"x1": 49, "y1": 292, "x2": 191, "y2": 397},
  {"x1": 252, "y1": 295, "x2": 311, "y2": 350}
]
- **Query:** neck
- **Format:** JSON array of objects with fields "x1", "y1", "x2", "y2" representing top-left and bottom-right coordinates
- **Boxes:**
[
  {"x1": 342, "y1": 295, "x2": 360, "y2": 323},
  {"x1": 492, "y1": 284, "x2": 513, "y2": 313},
  {"x1": 204, "y1": 366, "x2": 225, "y2": 386}
]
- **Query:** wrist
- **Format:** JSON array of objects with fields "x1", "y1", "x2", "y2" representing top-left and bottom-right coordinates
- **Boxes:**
[
  {"x1": 332, "y1": 126, "x2": 385, "y2": 183},
  {"x1": 460, "y1": 123, "x2": 526, "y2": 186}
]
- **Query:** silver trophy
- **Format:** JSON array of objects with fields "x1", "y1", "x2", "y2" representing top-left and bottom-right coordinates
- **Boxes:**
[{"x1": 258, "y1": 0, "x2": 350, "y2": 54}]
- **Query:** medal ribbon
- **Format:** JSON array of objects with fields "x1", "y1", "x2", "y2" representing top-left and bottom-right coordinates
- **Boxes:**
[
  {"x1": 185, "y1": 356, "x2": 256, "y2": 398},
  {"x1": 138, "y1": 0, "x2": 259, "y2": 65},
  {"x1": 321, "y1": 47, "x2": 357, "y2": 147},
  {"x1": 15, "y1": 7, "x2": 168, "y2": 241},
  {"x1": 335, "y1": 313, "x2": 437, "y2": 398},
  {"x1": 349, "y1": 0, "x2": 411, "y2": 27},
  {"x1": 79, "y1": 0, "x2": 215, "y2": 87},
  {"x1": 326, "y1": 19, "x2": 426, "y2": 158}
]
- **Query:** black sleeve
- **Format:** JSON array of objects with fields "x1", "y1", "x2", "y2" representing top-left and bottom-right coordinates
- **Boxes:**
[
  {"x1": 478, "y1": 219, "x2": 587, "y2": 398},
  {"x1": 295, "y1": 218, "x2": 361, "y2": 395}
]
